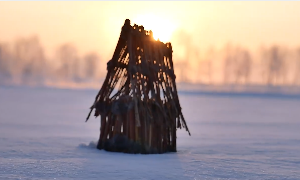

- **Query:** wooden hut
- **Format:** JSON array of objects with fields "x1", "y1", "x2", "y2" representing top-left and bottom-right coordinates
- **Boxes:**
[{"x1": 86, "y1": 19, "x2": 190, "y2": 154}]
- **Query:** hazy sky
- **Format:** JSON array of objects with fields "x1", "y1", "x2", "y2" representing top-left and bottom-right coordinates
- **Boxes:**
[{"x1": 1, "y1": 1, "x2": 300, "y2": 61}]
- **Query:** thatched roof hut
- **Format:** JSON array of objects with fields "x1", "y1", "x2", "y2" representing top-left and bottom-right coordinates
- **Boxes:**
[{"x1": 86, "y1": 19, "x2": 190, "y2": 154}]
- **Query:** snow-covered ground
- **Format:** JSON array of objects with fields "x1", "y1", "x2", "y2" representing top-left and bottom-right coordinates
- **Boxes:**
[{"x1": 0, "y1": 86, "x2": 300, "y2": 180}]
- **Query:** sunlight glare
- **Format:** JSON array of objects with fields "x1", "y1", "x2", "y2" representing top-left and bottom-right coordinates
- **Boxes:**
[{"x1": 132, "y1": 13, "x2": 177, "y2": 43}]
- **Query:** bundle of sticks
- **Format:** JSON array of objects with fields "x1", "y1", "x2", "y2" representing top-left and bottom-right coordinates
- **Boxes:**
[{"x1": 86, "y1": 19, "x2": 190, "y2": 154}]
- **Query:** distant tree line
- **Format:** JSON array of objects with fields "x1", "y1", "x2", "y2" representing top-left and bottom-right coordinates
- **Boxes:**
[
  {"x1": 0, "y1": 36, "x2": 102, "y2": 86},
  {"x1": 1, "y1": 35, "x2": 300, "y2": 87},
  {"x1": 172, "y1": 31, "x2": 300, "y2": 86}
]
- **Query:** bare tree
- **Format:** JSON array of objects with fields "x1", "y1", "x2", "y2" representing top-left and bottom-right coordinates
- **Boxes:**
[
  {"x1": 234, "y1": 48, "x2": 252, "y2": 84},
  {"x1": 198, "y1": 47, "x2": 214, "y2": 84},
  {"x1": 55, "y1": 43, "x2": 80, "y2": 81},
  {"x1": 174, "y1": 61, "x2": 190, "y2": 83},
  {"x1": 0, "y1": 44, "x2": 12, "y2": 83},
  {"x1": 263, "y1": 46, "x2": 286, "y2": 85},
  {"x1": 0, "y1": 45, "x2": 7, "y2": 74},
  {"x1": 293, "y1": 48, "x2": 300, "y2": 85},
  {"x1": 13, "y1": 36, "x2": 46, "y2": 84},
  {"x1": 83, "y1": 52, "x2": 101, "y2": 80},
  {"x1": 222, "y1": 44, "x2": 236, "y2": 84}
]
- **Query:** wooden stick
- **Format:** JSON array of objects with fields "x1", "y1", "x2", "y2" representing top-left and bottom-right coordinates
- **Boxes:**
[{"x1": 98, "y1": 114, "x2": 107, "y2": 149}]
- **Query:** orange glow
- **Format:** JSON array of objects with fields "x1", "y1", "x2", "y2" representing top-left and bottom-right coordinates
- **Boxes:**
[
  {"x1": 132, "y1": 13, "x2": 178, "y2": 42},
  {"x1": 1, "y1": 2, "x2": 300, "y2": 85}
]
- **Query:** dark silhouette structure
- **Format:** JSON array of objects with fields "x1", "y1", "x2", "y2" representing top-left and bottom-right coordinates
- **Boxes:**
[{"x1": 86, "y1": 19, "x2": 190, "y2": 154}]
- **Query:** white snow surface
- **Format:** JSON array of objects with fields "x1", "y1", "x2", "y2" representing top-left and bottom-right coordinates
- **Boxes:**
[{"x1": 0, "y1": 86, "x2": 300, "y2": 180}]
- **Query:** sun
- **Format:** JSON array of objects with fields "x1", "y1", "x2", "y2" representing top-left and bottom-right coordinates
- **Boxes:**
[{"x1": 132, "y1": 13, "x2": 177, "y2": 43}]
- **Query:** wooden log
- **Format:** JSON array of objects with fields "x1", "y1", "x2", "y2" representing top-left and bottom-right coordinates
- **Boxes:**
[
  {"x1": 135, "y1": 126, "x2": 140, "y2": 143},
  {"x1": 158, "y1": 125, "x2": 162, "y2": 153},
  {"x1": 153, "y1": 124, "x2": 158, "y2": 152},
  {"x1": 168, "y1": 126, "x2": 171, "y2": 151},
  {"x1": 97, "y1": 114, "x2": 107, "y2": 149},
  {"x1": 103, "y1": 115, "x2": 111, "y2": 140},
  {"x1": 113, "y1": 115, "x2": 122, "y2": 136},
  {"x1": 172, "y1": 124, "x2": 177, "y2": 152},
  {"x1": 126, "y1": 110, "x2": 130, "y2": 138},
  {"x1": 164, "y1": 127, "x2": 170, "y2": 152},
  {"x1": 148, "y1": 123, "x2": 151, "y2": 148},
  {"x1": 162, "y1": 127, "x2": 166, "y2": 153},
  {"x1": 123, "y1": 113, "x2": 128, "y2": 136},
  {"x1": 144, "y1": 110, "x2": 148, "y2": 148},
  {"x1": 140, "y1": 111, "x2": 145, "y2": 149},
  {"x1": 151, "y1": 123, "x2": 155, "y2": 150},
  {"x1": 109, "y1": 116, "x2": 115, "y2": 140},
  {"x1": 129, "y1": 108, "x2": 135, "y2": 141},
  {"x1": 134, "y1": 97, "x2": 141, "y2": 127},
  {"x1": 167, "y1": 127, "x2": 170, "y2": 147}
]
